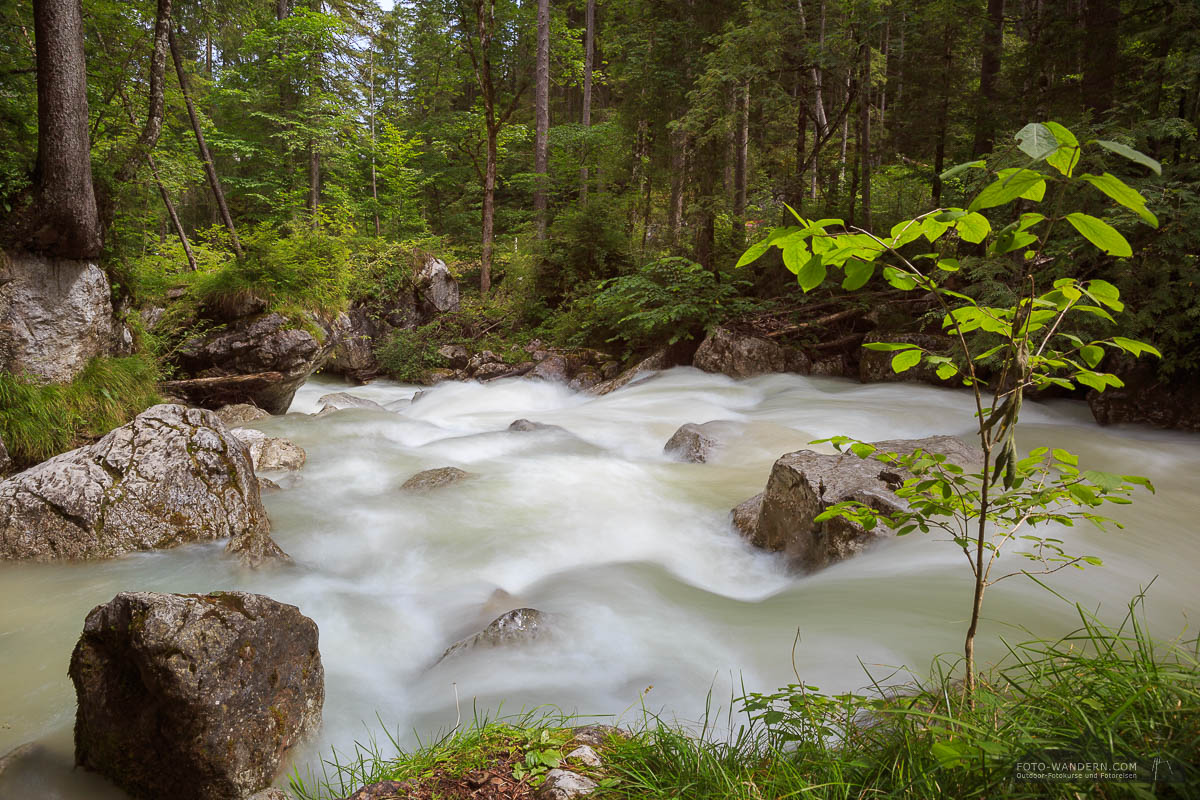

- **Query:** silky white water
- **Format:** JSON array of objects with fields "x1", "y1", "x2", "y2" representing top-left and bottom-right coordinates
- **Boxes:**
[{"x1": 1, "y1": 368, "x2": 1197, "y2": 797}]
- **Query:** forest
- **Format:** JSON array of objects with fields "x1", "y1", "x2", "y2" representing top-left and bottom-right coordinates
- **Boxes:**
[{"x1": 0, "y1": 0, "x2": 1198, "y2": 799}]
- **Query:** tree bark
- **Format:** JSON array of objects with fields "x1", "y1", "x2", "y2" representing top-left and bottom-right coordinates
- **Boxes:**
[
  {"x1": 29, "y1": 0, "x2": 102, "y2": 259},
  {"x1": 115, "y1": 0, "x2": 172, "y2": 184},
  {"x1": 932, "y1": 23, "x2": 953, "y2": 205},
  {"x1": 733, "y1": 80, "x2": 749, "y2": 247},
  {"x1": 534, "y1": 0, "x2": 550, "y2": 239},
  {"x1": 170, "y1": 28, "x2": 241, "y2": 255},
  {"x1": 579, "y1": 0, "x2": 594, "y2": 205},
  {"x1": 971, "y1": 0, "x2": 1004, "y2": 156},
  {"x1": 858, "y1": 40, "x2": 871, "y2": 229},
  {"x1": 1082, "y1": 0, "x2": 1119, "y2": 117},
  {"x1": 667, "y1": 125, "x2": 688, "y2": 243}
]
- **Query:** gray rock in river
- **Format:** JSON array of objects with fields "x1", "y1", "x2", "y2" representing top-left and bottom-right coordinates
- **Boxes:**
[
  {"x1": 663, "y1": 422, "x2": 721, "y2": 463},
  {"x1": 216, "y1": 403, "x2": 273, "y2": 427},
  {"x1": 734, "y1": 435, "x2": 980, "y2": 572},
  {"x1": 231, "y1": 428, "x2": 307, "y2": 472},
  {"x1": 401, "y1": 466, "x2": 474, "y2": 491},
  {"x1": 693, "y1": 325, "x2": 809, "y2": 379},
  {"x1": 0, "y1": 404, "x2": 285, "y2": 565},
  {"x1": 509, "y1": 418, "x2": 569, "y2": 434},
  {"x1": 439, "y1": 608, "x2": 551, "y2": 662},
  {"x1": 317, "y1": 391, "x2": 388, "y2": 413},
  {"x1": 0, "y1": 252, "x2": 117, "y2": 383},
  {"x1": 70, "y1": 591, "x2": 323, "y2": 800}
]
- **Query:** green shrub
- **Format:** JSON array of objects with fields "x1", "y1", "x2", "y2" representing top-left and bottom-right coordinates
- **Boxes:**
[
  {"x1": 0, "y1": 355, "x2": 161, "y2": 468},
  {"x1": 557, "y1": 256, "x2": 753, "y2": 356},
  {"x1": 374, "y1": 326, "x2": 443, "y2": 382},
  {"x1": 535, "y1": 197, "x2": 633, "y2": 307}
]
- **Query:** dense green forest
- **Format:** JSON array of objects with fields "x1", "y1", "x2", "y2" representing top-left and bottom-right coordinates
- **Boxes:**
[{"x1": 2, "y1": 0, "x2": 1198, "y2": 388}]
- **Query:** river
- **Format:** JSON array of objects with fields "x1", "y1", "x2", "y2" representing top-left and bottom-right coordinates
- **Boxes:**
[{"x1": 1, "y1": 368, "x2": 1197, "y2": 797}]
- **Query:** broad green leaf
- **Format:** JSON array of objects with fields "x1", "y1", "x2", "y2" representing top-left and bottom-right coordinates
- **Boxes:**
[
  {"x1": 1075, "y1": 305, "x2": 1117, "y2": 324},
  {"x1": 882, "y1": 266, "x2": 918, "y2": 291},
  {"x1": 969, "y1": 168, "x2": 1046, "y2": 211},
  {"x1": 891, "y1": 349, "x2": 923, "y2": 373},
  {"x1": 1080, "y1": 172, "x2": 1158, "y2": 227},
  {"x1": 1080, "y1": 344, "x2": 1105, "y2": 368},
  {"x1": 782, "y1": 236, "x2": 809, "y2": 273},
  {"x1": 935, "y1": 363, "x2": 959, "y2": 380},
  {"x1": 783, "y1": 202, "x2": 806, "y2": 223},
  {"x1": 940, "y1": 160, "x2": 986, "y2": 181},
  {"x1": 1052, "y1": 448, "x2": 1079, "y2": 466},
  {"x1": 1083, "y1": 470, "x2": 1124, "y2": 491},
  {"x1": 1017, "y1": 212, "x2": 1046, "y2": 231},
  {"x1": 922, "y1": 216, "x2": 950, "y2": 242},
  {"x1": 1044, "y1": 121, "x2": 1081, "y2": 176},
  {"x1": 735, "y1": 239, "x2": 772, "y2": 268},
  {"x1": 1015, "y1": 122, "x2": 1059, "y2": 161},
  {"x1": 842, "y1": 259, "x2": 875, "y2": 290},
  {"x1": 1110, "y1": 336, "x2": 1162, "y2": 358},
  {"x1": 863, "y1": 342, "x2": 920, "y2": 352},
  {"x1": 889, "y1": 220, "x2": 924, "y2": 247},
  {"x1": 849, "y1": 442, "x2": 877, "y2": 459},
  {"x1": 1065, "y1": 212, "x2": 1132, "y2": 257},
  {"x1": 1094, "y1": 139, "x2": 1162, "y2": 175},
  {"x1": 1085, "y1": 279, "x2": 1123, "y2": 310},
  {"x1": 796, "y1": 254, "x2": 827, "y2": 292},
  {"x1": 956, "y1": 212, "x2": 991, "y2": 243},
  {"x1": 937, "y1": 258, "x2": 960, "y2": 272},
  {"x1": 992, "y1": 230, "x2": 1038, "y2": 254}
]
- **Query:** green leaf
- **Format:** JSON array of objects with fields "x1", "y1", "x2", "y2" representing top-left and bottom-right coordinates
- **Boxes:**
[
  {"x1": 891, "y1": 349, "x2": 923, "y2": 373},
  {"x1": 935, "y1": 363, "x2": 959, "y2": 380},
  {"x1": 1110, "y1": 336, "x2": 1162, "y2": 358},
  {"x1": 940, "y1": 160, "x2": 986, "y2": 181},
  {"x1": 849, "y1": 442, "x2": 877, "y2": 459},
  {"x1": 1080, "y1": 172, "x2": 1158, "y2": 227},
  {"x1": 782, "y1": 237, "x2": 809, "y2": 273},
  {"x1": 1015, "y1": 122, "x2": 1059, "y2": 161},
  {"x1": 842, "y1": 259, "x2": 875, "y2": 290},
  {"x1": 1044, "y1": 121, "x2": 1081, "y2": 176},
  {"x1": 796, "y1": 254, "x2": 827, "y2": 292},
  {"x1": 956, "y1": 212, "x2": 991, "y2": 243},
  {"x1": 1080, "y1": 344, "x2": 1105, "y2": 368},
  {"x1": 1065, "y1": 213, "x2": 1132, "y2": 257},
  {"x1": 1083, "y1": 470, "x2": 1124, "y2": 491},
  {"x1": 863, "y1": 342, "x2": 920, "y2": 352},
  {"x1": 1094, "y1": 139, "x2": 1162, "y2": 175},
  {"x1": 1051, "y1": 448, "x2": 1079, "y2": 466},
  {"x1": 735, "y1": 239, "x2": 772, "y2": 268},
  {"x1": 922, "y1": 216, "x2": 950, "y2": 242},
  {"x1": 882, "y1": 266, "x2": 919, "y2": 291},
  {"x1": 969, "y1": 168, "x2": 1046, "y2": 211},
  {"x1": 1085, "y1": 279, "x2": 1123, "y2": 310}
]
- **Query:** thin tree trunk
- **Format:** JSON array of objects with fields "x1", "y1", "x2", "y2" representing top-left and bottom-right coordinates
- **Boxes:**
[
  {"x1": 1082, "y1": 0, "x2": 1118, "y2": 116},
  {"x1": 858, "y1": 40, "x2": 871, "y2": 229},
  {"x1": 369, "y1": 46, "x2": 379, "y2": 237},
  {"x1": 308, "y1": 143, "x2": 320, "y2": 217},
  {"x1": 29, "y1": 0, "x2": 103, "y2": 259},
  {"x1": 482, "y1": 122, "x2": 497, "y2": 293},
  {"x1": 932, "y1": 23, "x2": 953, "y2": 205},
  {"x1": 579, "y1": 0, "x2": 594, "y2": 205},
  {"x1": 116, "y1": 0, "x2": 172, "y2": 183},
  {"x1": 798, "y1": 0, "x2": 828, "y2": 135},
  {"x1": 667, "y1": 125, "x2": 688, "y2": 243},
  {"x1": 838, "y1": 70, "x2": 850, "y2": 186},
  {"x1": 733, "y1": 80, "x2": 749, "y2": 247},
  {"x1": 534, "y1": 0, "x2": 550, "y2": 239},
  {"x1": 170, "y1": 28, "x2": 241, "y2": 255},
  {"x1": 971, "y1": 0, "x2": 1004, "y2": 156}
]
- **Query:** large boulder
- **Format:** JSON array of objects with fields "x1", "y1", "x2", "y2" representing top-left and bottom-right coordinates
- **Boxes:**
[
  {"x1": 439, "y1": 607, "x2": 551, "y2": 662},
  {"x1": 0, "y1": 433, "x2": 11, "y2": 477},
  {"x1": 69, "y1": 591, "x2": 323, "y2": 800},
  {"x1": 317, "y1": 391, "x2": 388, "y2": 413},
  {"x1": 170, "y1": 312, "x2": 339, "y2": 413},
  {"x1": 736, "y1": 436, "x2": 979, "y2": 572},
  {"x1": 529, "y1": 354, "x2": 570, "y2": 382},
  {"x1": 693, "y1": 326, "x2": 808, "y2": 379},
  {"x1": 326, "y1": 308, "x2": 380, "y2": 384},
  {"x1": 1088, "y1": 359, "x2": 1200, "y2": 432},
  {"x1": 0, "y1": 404, "x2": 283, "y2": 565},
  {"x1": 0, "y1": 251, "x2": 117, "y2": 382},
  {"x1": 414, "y1": 256, "x2": 460, "y2": 317},
  {"x1": 231, "y1": 428, "x2": 307, "y2": 472}
]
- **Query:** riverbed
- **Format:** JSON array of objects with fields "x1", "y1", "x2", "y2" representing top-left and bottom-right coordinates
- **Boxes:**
[{"x1": 2, "y1": 368, "x2": 1197, "y2": 797}]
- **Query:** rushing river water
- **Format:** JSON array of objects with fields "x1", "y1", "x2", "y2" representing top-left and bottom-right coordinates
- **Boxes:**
[{"x1": 1, "y1": 368, "x2": 1198, "y2": 797}]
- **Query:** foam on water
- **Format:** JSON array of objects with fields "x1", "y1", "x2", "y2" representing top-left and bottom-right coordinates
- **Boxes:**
[{"x1": 2, "y1": 368, "x2": 1198, "y2": 797}]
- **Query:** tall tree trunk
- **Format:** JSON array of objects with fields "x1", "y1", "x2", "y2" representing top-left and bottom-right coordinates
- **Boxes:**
[
  {"x1": 308, "y1": 143, "x2": 320, "y2": 217},
  {"x1": 932, "y1": 24, "x2": 953, "y2": 205},
  {"x1": 534, "y1": 0, "x2": 550, "y2": 239},
  {"x1": 482, "y1": 122, "x2": 497, "y2": 294},
  {"x1": 838, "y1": 70, "x2": 851, "y2": 186},
  {"x1": 369, "y1": 45, "x2": 379, "y2": 237},
  {"x1": 667, "y1": 125, "x2": 688, "y2": 243},
  {"x1": 858, "y1": 40, "x2": 871, "y2": 230},
  {"x1": 579, "y1": 0, "x2": 594, "y2": 205},
  {"x1": 792, "y1": 72, "x2": 807, "y2": 211},
  {"x1": 29, "y1": 0, "x2": 102, "y2": 259},
  {"x1": 1082, "y1": 0, "x2": 1118, "y2": 117},
  {"x1": 170, "y1": 28, "x2": 241, "y2": 255},
  {"x1": 733, "y1": 80, "x2": 749, "y2": 247},
  {"x1": 798, "y1": 0, "x2": 829, "y2": 136},
  {"x1": 971, "y1": 0, "x2": 1004, "y2": 156},
  {"x1": 115, "y1": 0, "x2": 172, "y2": 183}
]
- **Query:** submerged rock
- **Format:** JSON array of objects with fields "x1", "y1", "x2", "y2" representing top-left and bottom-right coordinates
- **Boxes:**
[
  {"x1": 663, "y1": 422, "x2": 720, "y2": 463},
  {"x1": 70, "y1": 591, "x2": 323, "y2": 800},
  {"x1": 401, "y1": 466, "x2": 474, "y2": 491},
  {"x1": 317, "y1": 391, "x2": 388, "y2": 413},
  {"x1": 693, "y1": 326, "x2": 808, "y2": 379},
  {"x1": 735, "y1": 436, "x2": 979, "y2": 572},
  {"x1": 530, "y1": 355, "x2": 570, "y2": 382},
  {"x1": 232, "y1": 428, "x2": 307, "y2": 472},
  {"x1": 216, "y1": 403, "x2": 273, "y2": 427},
  {"x1": 0, "y1": 404, "x2": 283, "y2": 565},
  {"x1": 439, "y1": 608, "x2": 550, "y2": 662},
  {"x1": 0, "y1": 252, "x2": 117, "y2": 383},
  {"x1": 509, "y1": 419, "x2": 568, "y2": 434}
]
